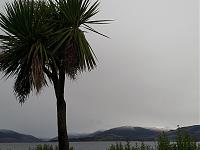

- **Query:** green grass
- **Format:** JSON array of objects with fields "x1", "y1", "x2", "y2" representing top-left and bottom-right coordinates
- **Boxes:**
[
  {"x1": 29, "y1": 144, "x2": 74, "y2": 150},
  {"x1": 29, "y1": 144, "x2": 58, "y2": 150},
  {"x1": 108, "y1": 142, "x2": 154, "y2": 150}
]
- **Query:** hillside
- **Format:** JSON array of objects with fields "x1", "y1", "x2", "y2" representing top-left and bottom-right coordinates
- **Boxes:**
[
  {"x1": 0, "y1": 129, "x2": 42, "y2": 143},
  {"x1": 50, "y1": 125, "x2": 200, "y2": 142},
  {"x1": 50, "y1": 126, "x2": 165, "y2": 142},
  {"x1": 2, "y1": 125, "x2": 199, "y2": 143},
  {"x1": 85, "y1": 126, "x2": 163, "y2": 141}
]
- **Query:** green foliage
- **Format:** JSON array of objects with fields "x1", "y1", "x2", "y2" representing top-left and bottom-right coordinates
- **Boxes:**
[
  {"x1": 175, "y1": 128, "x2": 198, "y2": 150},
  {"x1": 0, "y1": 0, "x2": 110, "y2": 103},
  {"x1": 108, "y1": 129, "x2": 200, "y2": 150},
  {"x1": 108, "y1": 142, "x2": 154, "y2": 150},
  {"x1": 29, "y1": 144, "x2": 56, "y2": 150},
  {"x1": 29, "y1": 144, "x2": 74, "y2": 150},
  {"x1": 0, "y1": 0, "x2": 51, "y2": 102},
  {"x1": 157, "y1": 132, "x2": 170, "y2": 150},
  {"x1": 0, "y1": 0, "x2": 110, "y2": 149}
]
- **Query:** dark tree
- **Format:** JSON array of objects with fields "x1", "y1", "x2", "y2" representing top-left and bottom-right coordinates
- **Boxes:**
[{"x1": 0, "y1": 0, "x2": 109, "y2": 149}]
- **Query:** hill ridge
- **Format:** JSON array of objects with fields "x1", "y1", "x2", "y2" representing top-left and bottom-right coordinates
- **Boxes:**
[
  {"x1": 50, "y1": 125, "x2": 200, "y2": 142},
  {"x1": 0, "y1": 129, "x2": 42, "y2": 143}
]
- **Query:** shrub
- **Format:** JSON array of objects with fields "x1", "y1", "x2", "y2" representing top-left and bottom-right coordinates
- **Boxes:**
[
  {"x1": 107, "y1": 142, "x2": 154, "y2": 150},
  {"x1": 29, "y1": 144, "x2": 74, "y2": 150},
  {"x1": 108, "y1": 129, "x2": 200, "y2": 150}
]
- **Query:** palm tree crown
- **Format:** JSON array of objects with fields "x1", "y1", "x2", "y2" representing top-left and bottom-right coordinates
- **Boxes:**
[{"x1": 0, "y1": 0, "x2": 109, "y2": 103}]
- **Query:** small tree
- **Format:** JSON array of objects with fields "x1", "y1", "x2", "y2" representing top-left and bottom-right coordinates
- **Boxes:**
[
  {"x1": 0, "y1": 0, "x2": 109, "y2": 150},
  {"x1": 157, "y1": 132, "x2": 170, "y2": 150}
]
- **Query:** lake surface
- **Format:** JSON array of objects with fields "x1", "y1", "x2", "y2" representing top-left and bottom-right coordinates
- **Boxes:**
[{"x1": 0, "y1": 141, "x2": 157, "y2": 150}]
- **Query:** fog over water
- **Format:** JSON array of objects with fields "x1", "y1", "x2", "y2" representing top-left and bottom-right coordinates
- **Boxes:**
[{"x1": 0, "y1": 0, "x2": 198, "y2": 138}]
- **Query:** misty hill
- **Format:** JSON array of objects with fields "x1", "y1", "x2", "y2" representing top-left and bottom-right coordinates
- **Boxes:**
[
  {"x1": 50, "y1": 125, "x2": 200, "y2": 142},
  {"x1": 0, "y1": 129, "x2": 41, "y2": 143},
  {"x1": 84, "y1": 126, "x2": 164, "y2": 141},
  {"x1": 50, "y1": 126, "x2": 165, "y2": 142}
]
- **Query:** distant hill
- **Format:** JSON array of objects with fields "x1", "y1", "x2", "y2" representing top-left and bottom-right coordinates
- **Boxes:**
[
  {"x1": 0, "y1": 129, "x2": 42, "y2": 143},
  {"x1": 0, "y1": 125, "x2": 200, "y2": 143},
  {"x1": 50, "y1": 126, "x2": 166, "y2": 142},
  {"x1": 50, "y1": 125, "x2": 200, "y2": 142},
  {"x1": 84, "y1": 126, "x2": 164, "y2": 141}
]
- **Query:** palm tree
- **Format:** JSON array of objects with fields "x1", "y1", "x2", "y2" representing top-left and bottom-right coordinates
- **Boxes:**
[{"x1": 0, "y1": 0, "x2": 109, "y2": 150}]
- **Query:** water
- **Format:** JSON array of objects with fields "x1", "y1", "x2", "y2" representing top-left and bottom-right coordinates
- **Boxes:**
[{"x1": 0, "y1": 141, "x2": 157, "y2": 150}]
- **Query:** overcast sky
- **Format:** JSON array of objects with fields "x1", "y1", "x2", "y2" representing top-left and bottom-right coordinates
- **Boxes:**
[{"x1": 0, "y1": 0, "x2": 199, "y2": 138}]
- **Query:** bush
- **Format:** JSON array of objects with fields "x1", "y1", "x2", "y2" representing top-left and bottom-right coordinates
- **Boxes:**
[
  {"x1": 29, "y1": 144, "x2": 57, "y2": 150},
  {"x1": 29, "y1": 144, "x2": 74, "y2": 150},
  {"x1": 108, "y1": 129, "x2": 200, "y2": 150},
  {"x1": 108, "y1": 141, "x2": 154, "y2": 150}
]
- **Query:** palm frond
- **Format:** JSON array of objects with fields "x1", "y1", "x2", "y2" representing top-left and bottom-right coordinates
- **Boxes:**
[
  {"x1": 0, "y1": 0, "x2": 111, "y2": 102},
  {"x1": 0, "y1": 0, "x2": 52, "y2": 102},
  {"x1": 50, "y1": 0, "x2": 110, "y2": 79},
  {"x1": 14, "y1": 65, "x2": 32, "y2": 103},
  {"x1": 83, "y1": 23, "x2": 110, "y2": 38}
]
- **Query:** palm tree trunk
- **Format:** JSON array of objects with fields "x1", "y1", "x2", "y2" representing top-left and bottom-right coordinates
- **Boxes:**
[
  {"x1": 53, "y1": 64, "x2": 70, "y2": 150},
  {"x1": 56, "y1": 96, "x2": 69, "y2": 150}
]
